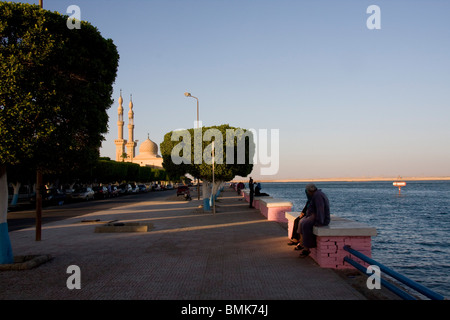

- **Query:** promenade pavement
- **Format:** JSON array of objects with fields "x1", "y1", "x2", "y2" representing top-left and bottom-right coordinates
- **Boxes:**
[{"x1": 0, "y1": 187, "x2": 365, "y2": 300}]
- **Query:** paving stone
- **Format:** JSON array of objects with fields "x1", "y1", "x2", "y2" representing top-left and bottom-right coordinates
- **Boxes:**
[{"x1": 0, "y1": 188, "x2": 365, "y2": 300}]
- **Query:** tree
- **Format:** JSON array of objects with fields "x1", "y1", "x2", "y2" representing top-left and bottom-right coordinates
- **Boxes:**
[
  {"x1": 0, "y1": 3, "x2": 119, "y2": 263},
  {"x1": 6, "y1": 161, "x2": 35, "y2": 206},
  {"x1": 161, "y1": 124, "x2": 255, "y2": 210}
]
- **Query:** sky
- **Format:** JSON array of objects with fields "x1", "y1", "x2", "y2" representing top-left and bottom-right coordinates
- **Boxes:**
[{"x1": 15, "y1": 0, "x2": 450, "y2": 180}]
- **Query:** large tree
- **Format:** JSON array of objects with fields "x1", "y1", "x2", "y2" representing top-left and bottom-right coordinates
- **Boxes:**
[
  {"x1": 0, "y1": 3, "x2": 119, "y2": 263},
  {"x1": 161, "y1": 124, "x2": 255, "y2": 210}
]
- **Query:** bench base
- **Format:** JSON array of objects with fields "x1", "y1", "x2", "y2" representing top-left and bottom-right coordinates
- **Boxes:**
[
  {"x1": 310, "y1": 236, "x2": 372, "y2": 269},
  {"x1": 264, "y1": 206, "x2": 291, "y2": 223},
  {"x1": 285, "y1": 212, "x2": 376, "y2": 269}
]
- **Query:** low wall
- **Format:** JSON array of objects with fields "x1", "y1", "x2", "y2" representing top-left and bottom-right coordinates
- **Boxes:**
[
  {"x1": 241, "y1": 191, "x2": 292, "y2": 223},
  {"x1": 259, "y1": 198, "x2": 292, "y2": 223},
  {"x1": 285, "y1": 212, "x2": 377, "y2": 269},
  {"x1": 252, "y1": 196, "x2": 272, "y2": 210}
]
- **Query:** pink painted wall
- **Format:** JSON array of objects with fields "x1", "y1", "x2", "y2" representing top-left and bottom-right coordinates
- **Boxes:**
[{"x1": 310, "y1": 236, "x2": 372, "y2": 269}]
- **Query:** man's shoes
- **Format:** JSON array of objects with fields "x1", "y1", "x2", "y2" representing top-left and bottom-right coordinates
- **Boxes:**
[
  {"x1": 294, "y1": 244, "x2": 304, "y2": 251},
  {"x1": 287, "y1": 240, "x2": 298, "y2": 246},
  {"x1": 299, "y1": 250, "x2": 310, "y2": 258}
]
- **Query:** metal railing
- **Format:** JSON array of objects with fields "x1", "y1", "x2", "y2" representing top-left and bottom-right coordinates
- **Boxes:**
[{"x1": 343, "y1": 245, "x2": 445, "y2": 300}]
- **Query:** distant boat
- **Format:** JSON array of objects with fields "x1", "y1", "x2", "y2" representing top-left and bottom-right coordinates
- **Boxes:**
[{"x1": 393, "y1": 178, "x2": 406, "y2": 194}]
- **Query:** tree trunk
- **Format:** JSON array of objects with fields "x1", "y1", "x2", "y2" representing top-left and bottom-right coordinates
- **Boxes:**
[
  {"x1": 0, "y1": 165, "x2": 14, "y2": 264},
  {"x1": 202, "y1": 181, "x2": 211, "y2": 211},
  {"x1": 35, "y1": 170, "x2": 43, "y2": 241},
  {"x1": 211, "y1": 181, "x2": 223, "y2": 199},
  {"x1": 10, "y1": 181, "x2": 21, "y2": 206}
]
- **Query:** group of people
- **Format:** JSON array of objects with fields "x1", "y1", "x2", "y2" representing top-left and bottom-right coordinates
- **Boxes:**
[{"x1": 248, "y1": 177, "x2": 270, "y2": 208}]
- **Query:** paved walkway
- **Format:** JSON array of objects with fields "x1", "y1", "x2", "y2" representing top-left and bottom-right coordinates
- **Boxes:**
[{"x1": 0, "y1": 187, "x2": 365, "y2": 300}]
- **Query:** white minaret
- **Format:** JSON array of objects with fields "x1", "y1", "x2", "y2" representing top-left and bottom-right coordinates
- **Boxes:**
[
  {"x1": 114, "y1": 90, "x2": 127, "y2": 161},
  {"x1": 126, "y1": 94, "x2": 137, "y2": 160}
]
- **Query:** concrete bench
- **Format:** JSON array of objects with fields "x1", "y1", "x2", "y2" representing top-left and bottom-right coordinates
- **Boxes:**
[
  {"x1": 241, "y1": 191, "x2": 272, "y2": 209},
  {"x1": 285, "y1": 212, "x2": 377, "y2": 269},
  {"x1": 252, "y1": 196, "x2": 272, "y2": 209},
  {"x1": 259, "y1": 198, "x2": 293, "y2": 223}
]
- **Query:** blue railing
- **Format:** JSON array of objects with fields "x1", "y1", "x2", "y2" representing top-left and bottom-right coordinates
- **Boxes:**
[{"x1": 343, "y1": 245, "x2": 445, "y2": 300}]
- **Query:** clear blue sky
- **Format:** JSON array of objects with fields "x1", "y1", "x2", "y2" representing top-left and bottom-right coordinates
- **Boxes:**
[{"x1": 18, "y1": 0, "x2": 450, "y2": 180}]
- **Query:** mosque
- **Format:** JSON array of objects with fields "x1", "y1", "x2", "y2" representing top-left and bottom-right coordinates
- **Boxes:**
[{"x1": 114, "y1": 91, "x2": 163, "y2": 168}]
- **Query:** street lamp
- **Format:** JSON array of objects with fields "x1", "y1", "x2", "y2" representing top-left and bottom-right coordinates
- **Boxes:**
[
  {"x1": 184, "y1": 92, "x2": 200, "y2": 200},
  {"x1": 36, "y1": 0, "x2": 43, "y2": 241},
  {"x1": 184, "y1": 92, "x2": 199, "y2": 128}
]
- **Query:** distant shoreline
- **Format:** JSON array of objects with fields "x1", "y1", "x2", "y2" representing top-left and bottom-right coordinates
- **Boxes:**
[{"x1": 232, "y1": 176, "x2": 450, "y2": 183}]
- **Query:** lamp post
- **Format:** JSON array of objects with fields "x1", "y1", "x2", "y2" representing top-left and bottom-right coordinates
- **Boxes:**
[
  {"x1": 35, "y1": 0, "x2": 43, "y2": 241},
  {"x1": 212, "y1": 141, "x2": 215, "y2": 214},
  {"x1": 184, "y1": 92, "x2": 200, "y2": 200},
  {"x1": 184, "y1": 92, "x2": 199, "y2": 128}
]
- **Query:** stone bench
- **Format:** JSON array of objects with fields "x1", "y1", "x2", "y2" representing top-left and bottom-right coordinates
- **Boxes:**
[
  {"x1": 259, "y1": 198, "x2": 293, "y2": 223},
  {"x1": 285, "y1": 212, "x2": 377, "y2": 269},
  {"x1": 241, "y1": 191, "x2": 272, "y2": 210},
  {"x1": 252, "y1": 196, "x2": 272, "y2": 210}
]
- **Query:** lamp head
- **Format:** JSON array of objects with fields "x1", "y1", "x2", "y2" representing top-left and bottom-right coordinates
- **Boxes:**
[{"x1": 184, "y1": 92, "x2": 191, "y2": 97}]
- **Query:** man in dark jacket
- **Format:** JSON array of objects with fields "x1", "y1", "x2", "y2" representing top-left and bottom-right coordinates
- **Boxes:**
[{"x1": 297, "y1": 183, "x2": 330, "y2": 257}]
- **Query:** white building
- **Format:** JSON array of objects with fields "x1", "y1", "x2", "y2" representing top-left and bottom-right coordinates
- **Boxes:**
[{"x1": 114, "y1": 91, "x2": 163, "y2": 168}]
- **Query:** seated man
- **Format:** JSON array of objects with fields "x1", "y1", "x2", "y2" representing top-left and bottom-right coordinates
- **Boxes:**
[
  {"x1": 296, "y1": 183, "x2": 330, "y2": 257},
  {"x1": 236, "y1": 182, "x2": 245, "y2": 195},
  {"x1": 287, "y1": 200, "x2": 310, "y2": 246},
  {"x1": 254, "y1": 182, "x2": 269, "y2": 196}
]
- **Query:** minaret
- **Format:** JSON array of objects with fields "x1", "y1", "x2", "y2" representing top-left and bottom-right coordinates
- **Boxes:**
[
  {"x1": 114, "y1": 90, "x2": 127, "y2": 161},
  {"x1": 126, "y1": 94, "x2": 137, "y2": 160},
  {"x1": 118, "y1": 90, "x2": 124, "y2": 140}
]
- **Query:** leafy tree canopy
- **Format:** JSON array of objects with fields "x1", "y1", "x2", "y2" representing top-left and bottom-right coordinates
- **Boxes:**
[
  {"x1": 161, "y1": 124, "x2": 255, "y2": 182},
  {"x1": 0, "y1": 2, "x2": 119, "y2": 263},
  {"x1": 0, "y1": 2, "x2": 119, "y2": 172}
]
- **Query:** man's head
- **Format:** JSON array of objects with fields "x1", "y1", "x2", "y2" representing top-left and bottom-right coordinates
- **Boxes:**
[{"x1": 305, "y1": 183, "x2": 317, "y2": 199}]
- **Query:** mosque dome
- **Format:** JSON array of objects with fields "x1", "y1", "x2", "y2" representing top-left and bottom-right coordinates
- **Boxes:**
[{"x1": 139, "y1": 136, "x2": 158, "y2": 157}]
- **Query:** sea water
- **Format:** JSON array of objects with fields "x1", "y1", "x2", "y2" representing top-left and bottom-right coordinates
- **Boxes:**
[{"x1": 257, "y1": 180, "x2": 450, "y2": 298}]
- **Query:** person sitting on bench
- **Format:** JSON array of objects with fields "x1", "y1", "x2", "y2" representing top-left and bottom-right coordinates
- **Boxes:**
[{"x1": 254, "y1": 182, "x2": 269, "y2": 196}]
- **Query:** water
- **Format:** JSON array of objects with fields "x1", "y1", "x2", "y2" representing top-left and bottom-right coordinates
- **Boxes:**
[{"x1": 257, "y1": 180, "x2": 450, "y2": 298}]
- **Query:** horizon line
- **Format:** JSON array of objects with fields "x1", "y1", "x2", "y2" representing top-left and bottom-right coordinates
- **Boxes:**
[{"x1": 232, "y1": 176, "x2": 450, "y2": 182}]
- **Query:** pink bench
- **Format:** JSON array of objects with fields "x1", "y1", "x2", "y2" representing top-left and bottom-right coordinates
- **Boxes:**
[
  {"x1": 252, "y1": 196, "x2": 273, "y2": 210},
  {"x1": 285, "y1": 213, "x2": 377, "y2": 269},
  {"x1": 259, "y1": 198, "x2": 292, "y2": 223}
]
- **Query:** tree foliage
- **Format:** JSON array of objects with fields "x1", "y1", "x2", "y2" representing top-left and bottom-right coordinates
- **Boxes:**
[
  {"x1": 0, "y1": 2, "x2": 119, "y2": 172},
  {"x1": 0, "y1": 3, "x2": 119, "y2": 260},
  {"x1": 161, "y1": 124, "x2": 255, "y2": 182},
  {"x1": 91, "y1": 160, "x2": 167, "y2": 183},
  {"x1": 7, "y1": 159, "x2": 168, "y2": 185}
]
